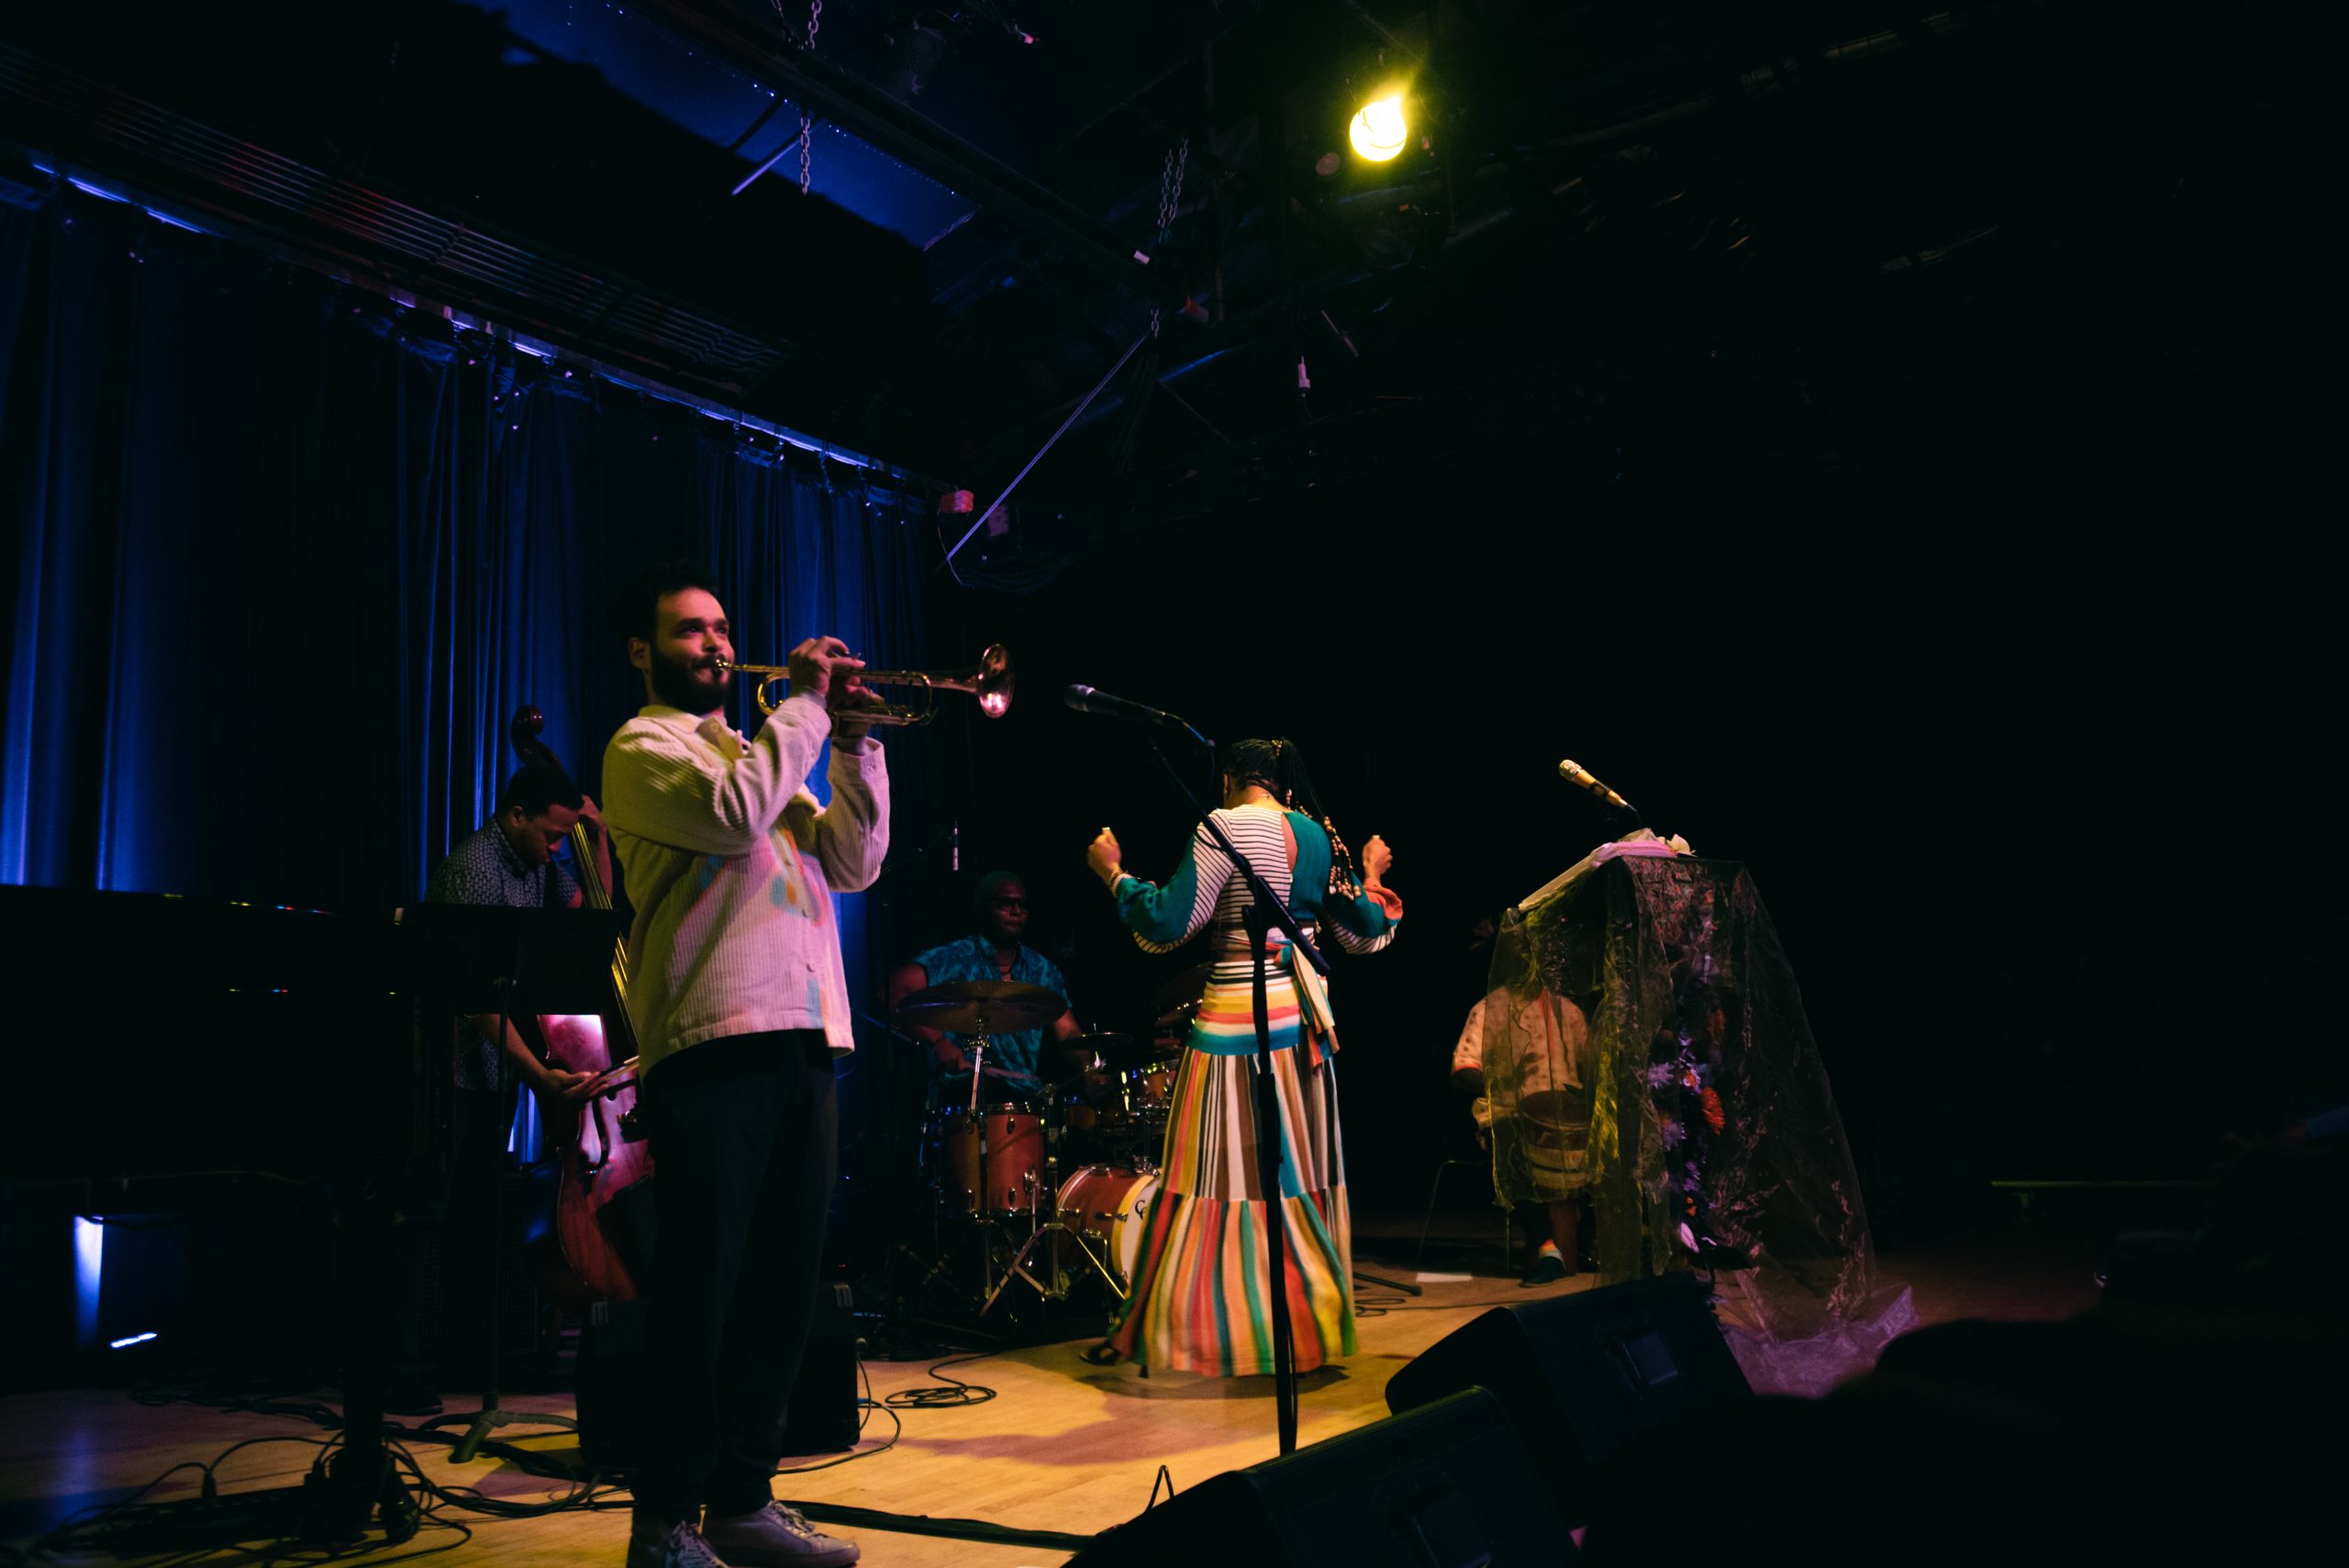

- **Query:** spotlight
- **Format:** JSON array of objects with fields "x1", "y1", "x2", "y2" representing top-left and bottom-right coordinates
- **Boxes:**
[{"x1": 1349, "y1": 92, "x2": 1408, "y2": 162}]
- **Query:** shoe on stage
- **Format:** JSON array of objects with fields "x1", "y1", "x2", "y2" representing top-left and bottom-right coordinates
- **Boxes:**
[
  {"x1": 1519, "y1": 1245, "x2": 1570, "y2": 1287},
  {"x1": 702, "y1": 1502, "x2": 860, "y2": 1568},
  {"x1": 627, "y1": 1519, "x2": 730, "y2": 1568}
]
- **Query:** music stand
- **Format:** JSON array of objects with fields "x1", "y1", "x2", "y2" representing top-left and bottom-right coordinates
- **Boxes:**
[{"x1": 401, "y1": 903, "x2": 622, "y2": 1462}]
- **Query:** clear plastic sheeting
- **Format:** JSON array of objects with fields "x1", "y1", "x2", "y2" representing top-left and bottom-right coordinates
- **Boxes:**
[
  {"x1": 1720, "y1": 1282, "x2": 1919, "y2": 1396},
  {"x1": 1498, "y1": 855, "x2": 1875, "y2": 1342},
  {"x1": 1477, "y1": 929, "x2": 1597, "y2": 1206}
]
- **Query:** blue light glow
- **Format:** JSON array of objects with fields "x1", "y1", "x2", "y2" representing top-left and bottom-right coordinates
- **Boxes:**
[
  {"x1": 73, "y1": 1218, "x2": 103, "y2": 1348},
  {"x1": 110, "y1": 1330, "x2": 158, "y2": 1350}
]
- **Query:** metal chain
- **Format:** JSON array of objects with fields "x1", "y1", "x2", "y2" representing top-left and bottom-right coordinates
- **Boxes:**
[
  {"x1": 770, "y1": 0, "x2": 824, "y2": 195},
  {"x1": 1147, "y1": 137, "x2": 1189, "y2": 337},
  {"x1": 1153, "y1": 139, "x2": 1188, "y2": 242}
]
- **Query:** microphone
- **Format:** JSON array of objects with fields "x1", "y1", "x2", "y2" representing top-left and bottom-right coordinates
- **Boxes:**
[
  {"x1": 1557, "y1": 758, "x2": 1634, "y2": 813},
  {"x1": 1064, "y1": 684, "x2": 1186, "y2": 729}
]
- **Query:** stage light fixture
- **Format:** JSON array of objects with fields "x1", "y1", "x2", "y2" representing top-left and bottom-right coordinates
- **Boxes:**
[{"x1": 1349, "y1": 92, "x2": 1408, "y2": 161}]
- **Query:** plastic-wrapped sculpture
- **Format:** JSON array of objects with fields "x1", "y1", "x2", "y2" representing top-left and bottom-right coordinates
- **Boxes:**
[{"x1": 1487, "y1": 847, "x2": 1909, "y2": 1387}]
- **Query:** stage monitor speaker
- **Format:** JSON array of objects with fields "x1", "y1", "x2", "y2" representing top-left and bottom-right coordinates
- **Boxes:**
[
  {"x1": 577, "y1": 1281, "x2": 860, "y2": 1473},
  {"x1": 1065, "y1": 1387, "x2": 1575, "y2": 1568},
  {"x1": 1384, "y1": 1273, "x2": 1750, "y2": 1522}
]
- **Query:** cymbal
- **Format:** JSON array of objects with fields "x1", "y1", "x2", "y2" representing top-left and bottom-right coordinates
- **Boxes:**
[
  {"x1": 1148, "y1": 962, "x2": 1215, "y2": 1032},
  {"x1": 894, "y1": 978, "x2": 1067, "y2": 1034},
  {"x1": 1069, "y1": 1031, "x2": 1178, "y2": 1073}
]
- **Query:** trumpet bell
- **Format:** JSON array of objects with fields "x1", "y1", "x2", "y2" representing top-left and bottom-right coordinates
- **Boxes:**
[{"x1": 971, "y1": 643, "x2": 1013, "y2": 717}]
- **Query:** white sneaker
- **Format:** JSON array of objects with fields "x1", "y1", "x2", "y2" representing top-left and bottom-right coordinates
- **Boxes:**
[
  {"x1": 627, "y1": 1519, "x2": 729, "y2": 1568},
  {"x1": 702, "y1": 1502, "x2": 859, "y2": 1568}
]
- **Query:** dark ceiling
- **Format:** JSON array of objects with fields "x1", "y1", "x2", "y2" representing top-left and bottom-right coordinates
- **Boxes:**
[{"x1": 0, "y1": 2, "x2": 2321, "y2": 528}]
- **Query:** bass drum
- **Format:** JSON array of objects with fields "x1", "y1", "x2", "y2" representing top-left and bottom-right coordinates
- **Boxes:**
[{"x1": 1055, "y1": 1164, "x2": 1161, "y2": 1292}]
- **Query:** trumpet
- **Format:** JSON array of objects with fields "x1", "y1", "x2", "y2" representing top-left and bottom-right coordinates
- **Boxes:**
[{"x1": 715, "y1": 643, "x2": 1014, "y2": 725}]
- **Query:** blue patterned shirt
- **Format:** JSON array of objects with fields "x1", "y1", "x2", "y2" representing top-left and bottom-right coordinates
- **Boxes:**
[{"x1": 911, "y1": 935, "x2": 1070, "y2": 1106}]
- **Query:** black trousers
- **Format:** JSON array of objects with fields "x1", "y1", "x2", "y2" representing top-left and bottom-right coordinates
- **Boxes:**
[{"x1": 634, "y1": 1029, "x2": 837, "y2": 1525}]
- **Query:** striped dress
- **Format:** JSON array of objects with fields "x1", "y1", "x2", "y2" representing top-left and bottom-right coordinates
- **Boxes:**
[{"x1": 1106, "y1": 803, "x2": 1399, "y2": 1375}]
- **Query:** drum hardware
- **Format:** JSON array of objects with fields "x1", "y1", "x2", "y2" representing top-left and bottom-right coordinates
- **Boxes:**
[
  {"x1": 1066, "y1": 1030, "x2": 1183, "y2": 1076},
  {"x1": 1146, "y1": 962, "x2": 1215, "y2": 1035},
  {"x1": 891, "y1": 977, "x2": 1074, "y2": 1306},
  {"x1": 911, "y1": 1181, "x2": 1052, "y2": 1314},
  {"x1": 979, "y1": 1162, "x2": 1159, "y2": 1316},
  {"x1": 1061, "y1": 1032, "x2": 1179, "y2": 1155},
  {"x1": 891, "y1": 977, "x2": 1175, "y2": 1318}
]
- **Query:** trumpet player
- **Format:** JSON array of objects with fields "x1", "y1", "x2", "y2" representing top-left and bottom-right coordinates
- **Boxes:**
[{"x1": 602, "y1": 560, "x2": 878, "y2": 1568}]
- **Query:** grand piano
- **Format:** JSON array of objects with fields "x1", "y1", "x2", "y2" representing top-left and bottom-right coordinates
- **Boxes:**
[
  {"x1": 5, "y1": 887, "x2": 451, "y2": 1186},
  {"x1": 3, "y1": 884, "x2": 460, "y2": 1543}
]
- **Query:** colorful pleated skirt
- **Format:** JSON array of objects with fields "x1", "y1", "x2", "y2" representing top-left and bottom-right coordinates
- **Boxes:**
[{"x1": 1105, "y1": 958, "x2": 1356, "y2": 1375}]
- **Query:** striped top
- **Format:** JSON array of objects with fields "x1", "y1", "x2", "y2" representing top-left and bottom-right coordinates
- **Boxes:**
[{"x1": 1115, "y1": 804, "x2": 1398, "y2": 959}]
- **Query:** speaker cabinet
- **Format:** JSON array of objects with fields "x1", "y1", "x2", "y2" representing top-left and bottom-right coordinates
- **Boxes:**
[
  {"x1": 1066, "y1": 1388, "x2": 1575, "y2": 1567},
  {"x1": 577, "y1": 1281, "x2": 859, "y2": 1473},
  {"x1": 1385, "y1": 1273, "x2": 1751, "y2": 1521}
]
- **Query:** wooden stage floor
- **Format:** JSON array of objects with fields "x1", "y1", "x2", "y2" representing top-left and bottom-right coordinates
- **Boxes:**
[{"x1": 0, "y1": 1212, "x2": 2109, "y2": 1568}]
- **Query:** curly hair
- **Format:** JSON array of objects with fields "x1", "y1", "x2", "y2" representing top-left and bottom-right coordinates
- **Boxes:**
[{"x1": 1223, "y1": 737, "x2": 1364, "y2": 898}]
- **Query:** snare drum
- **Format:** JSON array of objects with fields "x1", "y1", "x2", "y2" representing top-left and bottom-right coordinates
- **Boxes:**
[{"x1": 1055, "y1": 1164, "x2": 1162, "y2": 1290}]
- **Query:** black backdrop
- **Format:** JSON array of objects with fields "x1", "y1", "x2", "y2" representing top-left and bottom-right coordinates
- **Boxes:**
[
  {"x1": 917, "y1": 434, "x2": 2331, "y2": 1216},
  {"x1": 2, "y1": 118, "x2": 2332, "y2": 1273}
]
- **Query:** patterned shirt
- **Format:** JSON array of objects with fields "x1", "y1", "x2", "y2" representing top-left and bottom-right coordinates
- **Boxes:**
[
  {"x1": 602, "y1": 698, "x2": 887, "y2": 1077},
  {"x1": 424, "y1": 822, "x2": 580, "y2": 1088},
  {"x1": 1453, "y1": 988, "x2": 1587, "y2": 1131},
  {"x1": 911, "y1": 935, "x2": 1070, "y2": 1106}
]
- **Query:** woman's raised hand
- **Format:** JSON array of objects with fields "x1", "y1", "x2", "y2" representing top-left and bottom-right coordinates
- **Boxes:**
[{"x1": 1086, "y1": 827, "x2": 1124, "y2": 888}]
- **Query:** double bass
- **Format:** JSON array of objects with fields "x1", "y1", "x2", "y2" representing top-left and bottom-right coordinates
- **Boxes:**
[{"x1": 510, "y1": 705, "x2": 652, "y2": 1303}]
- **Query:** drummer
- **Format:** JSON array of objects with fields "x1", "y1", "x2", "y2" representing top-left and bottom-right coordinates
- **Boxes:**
[{"x1": 890, "y1": 871, "x2": 1085, "y2": 1108}]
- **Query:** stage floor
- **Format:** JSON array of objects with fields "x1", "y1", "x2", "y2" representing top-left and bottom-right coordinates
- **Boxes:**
[{"x1": 0, "y1": 1209, "x2": 2112, "y2": 1568}]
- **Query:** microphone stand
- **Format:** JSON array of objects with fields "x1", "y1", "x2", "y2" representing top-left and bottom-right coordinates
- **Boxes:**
[{"x1": 1136, "y1": 736, "x2": 1324, "y2": 1457}]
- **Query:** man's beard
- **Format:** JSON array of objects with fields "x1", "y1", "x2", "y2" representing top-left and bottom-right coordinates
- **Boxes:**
[{"x1": 649, "y1": 649, "x2": 729, "y2": 716}]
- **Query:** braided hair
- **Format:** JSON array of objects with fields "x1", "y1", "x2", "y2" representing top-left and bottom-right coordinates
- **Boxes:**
[{"x1": 1223, "y1": 737, "x2": 1365, "y2": 899}]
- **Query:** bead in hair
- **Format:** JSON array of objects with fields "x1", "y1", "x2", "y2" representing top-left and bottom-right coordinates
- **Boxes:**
[{"x1": 1323, "y1": 815, "x2": 1361, "y2": 898}]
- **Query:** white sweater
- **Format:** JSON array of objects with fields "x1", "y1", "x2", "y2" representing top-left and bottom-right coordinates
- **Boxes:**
[{"x1": 601, "y1": 695, "x2": 888, "y2": 1075}]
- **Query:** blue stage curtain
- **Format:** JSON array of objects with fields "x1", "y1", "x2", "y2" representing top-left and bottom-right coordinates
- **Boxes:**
[{"x1": 0, "y1": 191, "x2": 936, "y2": 941}]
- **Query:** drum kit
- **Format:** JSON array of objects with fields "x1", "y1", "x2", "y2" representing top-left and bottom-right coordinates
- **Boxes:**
[{"x1": 894, "y1": 966, "x2": 1208, "y2": 1320}]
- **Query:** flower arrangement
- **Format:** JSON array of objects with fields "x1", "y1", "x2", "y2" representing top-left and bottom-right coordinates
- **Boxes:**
[{"x1": 1649, "y1": 1038, "x2": 1728, "y2": 1262}]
